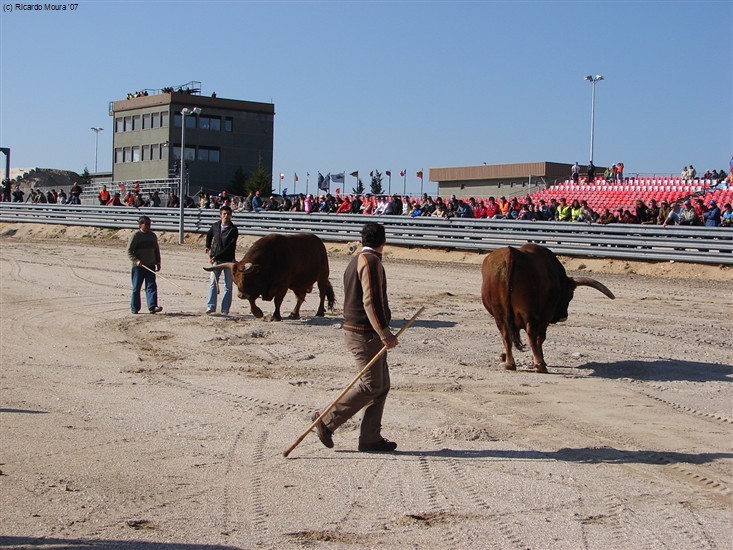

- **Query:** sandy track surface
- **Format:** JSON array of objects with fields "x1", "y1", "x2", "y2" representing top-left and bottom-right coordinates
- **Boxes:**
[{"x1": 1, "y1": 231, "x2": 731, "y2": 549}]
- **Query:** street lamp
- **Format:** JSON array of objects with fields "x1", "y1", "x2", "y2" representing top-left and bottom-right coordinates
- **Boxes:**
[
  {"x1": 90, "y1": 127, "x2": 103, "y2": 173},
  {"x1": 584, "y1": 75, "x2": 603, "y2": 165},
  {"x1": 178, "y1": 107, "x2": 201, "y2": 245}
]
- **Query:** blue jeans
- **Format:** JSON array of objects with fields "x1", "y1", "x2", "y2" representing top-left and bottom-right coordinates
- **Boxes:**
[
  {"x1": 207, "y1": 263, "x2": 233, "y2": 314},
  {"x1": 131, "y1": 266, "x2": 158, "y2": 313}
]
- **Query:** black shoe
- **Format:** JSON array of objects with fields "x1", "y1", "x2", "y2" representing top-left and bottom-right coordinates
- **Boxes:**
[
  {"x1": 149, "y1": 306, "x2": 163, "y2": 314},
  {"x1": 311, "y1": 411, "x2": 334, "y2": 449},
  {"x1": 131, "y1": 310, "x2": 139, "y2": 314},
  {"x1": 358, "y1": 438, "x2": 397, "y2": 453}
]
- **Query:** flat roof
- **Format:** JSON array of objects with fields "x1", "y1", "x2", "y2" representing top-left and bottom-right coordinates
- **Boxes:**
[
  {"x1": 111, "y1": 92, "x2": 275, "y2": 115},
  {"x1": 429, "y1": 162, "x2": 575, "y2": 182}
]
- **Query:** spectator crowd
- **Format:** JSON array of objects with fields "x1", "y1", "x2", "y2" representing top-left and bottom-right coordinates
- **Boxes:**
[{"x1": 3, "y1": 167, "x2": 730, "y2": 229}]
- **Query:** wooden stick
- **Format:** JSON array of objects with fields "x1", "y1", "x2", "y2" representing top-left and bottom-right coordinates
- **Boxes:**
[
  {"x1": 140, "y1": 264, "x2": 192, "y2": 295},
  {"x1": 283, "y1": 306, "x2": 425, "y2": 458}
]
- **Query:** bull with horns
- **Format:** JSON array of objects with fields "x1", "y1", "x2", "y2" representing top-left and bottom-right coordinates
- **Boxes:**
[
  {"x1": 205, "y1": 233, "x2": 335, "y2": 321},
  {"x1": 481, "y1": 243, "x2": 615, "y2": 373}
]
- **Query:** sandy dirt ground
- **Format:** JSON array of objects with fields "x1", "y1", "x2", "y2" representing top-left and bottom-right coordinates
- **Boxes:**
[{"x1": 1, "y1": 223, "x2": 732, "y2": 549}]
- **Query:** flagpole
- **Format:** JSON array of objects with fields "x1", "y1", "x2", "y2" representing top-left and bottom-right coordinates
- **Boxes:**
[
  {"x1": 306, "y1": 174, "x2": 309, "y2": 197},
  {"x1": 388, "y1": 173, "x2": 392, "y2": 195},
  {"x1": 420, "y1": 169, "x2": 424, "y2": 196},
  {"x1": 403, "y1": 170, "x2": 406, "y2": 196},
  {"x1": 293, "y1": 173, "x2": 296, "y2": 196}
]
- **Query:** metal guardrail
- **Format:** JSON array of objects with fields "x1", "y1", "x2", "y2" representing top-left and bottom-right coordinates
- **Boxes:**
[{"x1": 1, "y1": 203, "x2": 731, "y2": 265}]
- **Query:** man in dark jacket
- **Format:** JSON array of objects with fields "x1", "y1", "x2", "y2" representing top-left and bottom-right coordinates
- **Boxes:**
[
  {"x1": 205, "y1": 205, "x2": 238, "y2": 315},
  {"x1": 127, "y1": 216, "x2": 162, "y2": 314}
]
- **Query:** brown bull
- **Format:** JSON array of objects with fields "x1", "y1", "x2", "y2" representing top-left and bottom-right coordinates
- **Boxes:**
[
  {"x1": 204, "y1": 233, "x2": 335, "y2": 321},
  {"x1": 481, "y1": 243, "x2": 615, "y2": 373}
]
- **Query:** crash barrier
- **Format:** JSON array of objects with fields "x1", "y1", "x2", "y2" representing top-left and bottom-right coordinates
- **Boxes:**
[{"x1": 1, "y1": 203, "x2": 731, "y2": 266}]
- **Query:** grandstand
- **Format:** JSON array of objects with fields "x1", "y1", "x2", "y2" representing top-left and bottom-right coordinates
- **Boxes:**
[{"x1": 531, "y1": 177, "x2": 716, "y2": 212}]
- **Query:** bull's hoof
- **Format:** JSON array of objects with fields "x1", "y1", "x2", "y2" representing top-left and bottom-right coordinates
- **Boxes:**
[
  {"x1": 252, "y1": 308, "x2": 264, "y2": 319},
  {"x1": 503, "y1": 363, "x2": 517, "y2": 371},
  {"x1": 315, "y1": 309, "x2": 325, "y2": 317},
  {"x1": 288, "y1": 312, "x2": 300, "y2": 319},
  {"x1": 534, "y1": 364, "x2": 548, "y2": 374}
]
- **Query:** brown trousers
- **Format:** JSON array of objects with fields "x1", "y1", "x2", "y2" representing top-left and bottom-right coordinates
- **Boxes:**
[{"x1": 322, "y1": 330, "x2": 390, "y2": 445}]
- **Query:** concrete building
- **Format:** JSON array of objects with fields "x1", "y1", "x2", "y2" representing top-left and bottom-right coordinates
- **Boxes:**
[
  {"x1": 430, "y1": 162, "x2": 601, "y2": 198},
  {"x1": 110, "y1": 84, "x2": 274, "y2": 194}
]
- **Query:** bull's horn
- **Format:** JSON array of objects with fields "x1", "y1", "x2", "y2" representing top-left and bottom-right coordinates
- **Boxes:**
[
  {"x1": 203, "y1": 262, "x2": 237, "y2": 272},
  {"x1": 242, "y1": 262, "x2": 255, "y2": 274},
  {"x1": 572, "y1": 277, "x2": 615, "y2": 299}
]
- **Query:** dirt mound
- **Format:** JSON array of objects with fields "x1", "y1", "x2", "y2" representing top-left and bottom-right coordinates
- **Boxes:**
[{"x1": 10, "y1": 167, "x2": 82, "y2": 191}]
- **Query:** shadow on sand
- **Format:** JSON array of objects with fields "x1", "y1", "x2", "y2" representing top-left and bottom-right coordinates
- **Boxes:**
[
  {"x1": 336, "y1": 447, "x2": 733, "y2": 465},
  {"x1": 0, "y1": 408, "x2": 48, "y2": 414},
  {"x1": 571, "y1": 359, "x2": 733, "y2": 383}
]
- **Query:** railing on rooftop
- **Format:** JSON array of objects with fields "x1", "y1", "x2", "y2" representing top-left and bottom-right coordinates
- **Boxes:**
[{"x1": 1, "y1": 203, "x2": 731, "y2": 266}]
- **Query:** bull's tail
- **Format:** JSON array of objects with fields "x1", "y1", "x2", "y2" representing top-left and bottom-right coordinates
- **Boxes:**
[
  {"x1": 504, "y1": 248, "x2": 524, "y2": 352},
  {"x1": 320, "y1": 278, "x2": 336, "y2": 312}
]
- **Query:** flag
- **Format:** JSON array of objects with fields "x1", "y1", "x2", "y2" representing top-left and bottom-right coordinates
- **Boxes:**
[
  {"x1": 295, "y1": 173, "x2": 299, "y2": 182},
  {"x1": 400, "y1": 170, "x2": 405, "y2": 177},
  {"x1": 386, "y1": 170, "x2": 391, "y2": 177},
  {"x1": 282, "y1": 188, "x2": 288, "y2": 195},
  {"x1": 318, "y1": 172, "x2": 330, "y2": 191},
  {"x1": 332, "y1": 172, "x2": 345, "y2": 183},
  {"x1": 369, "y1": 171, "x2": 374, "y2": 177},
  {"x1": 335, "y1": 187, "x2": 341, "y2": 194},
  {"x1": 417, "y1": 170, "x2": 423, "y2": 179},
  {"x1": 350, "y1": 171, "x2": 358, "y2": 177},
  {"x1": 279, "y1": 173, "x2": 284, "y2": 180}
]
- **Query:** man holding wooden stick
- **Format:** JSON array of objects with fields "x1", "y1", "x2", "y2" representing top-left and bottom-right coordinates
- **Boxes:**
[
  {"x1": 312, "y1": 222, "x2": 399, "y2": 453},
  {"x1": 127, "y1": 215, "x2": 163, "y2": 314}
]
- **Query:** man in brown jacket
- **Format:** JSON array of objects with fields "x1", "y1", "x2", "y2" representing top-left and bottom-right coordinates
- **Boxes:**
[{"x1": 312, "y1": 222, "x2": 399, "y2": 452}]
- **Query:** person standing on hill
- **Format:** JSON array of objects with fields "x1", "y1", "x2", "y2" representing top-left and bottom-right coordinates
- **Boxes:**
[
  {"x1": 127, "y1": 215, "x2": 162, "y2": 314},
  {"x1": 205, "y1": 205, "x2": 238, "y2": 315}
]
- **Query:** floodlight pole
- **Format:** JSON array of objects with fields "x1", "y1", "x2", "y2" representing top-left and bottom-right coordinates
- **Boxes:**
[
  {"x1": 178, "y1": 107, "x2": 201, "y2": 245},
  {"x1": 90, "y1": 127, "x2": 103, "y2": 173},
  {"x1": 584, "y1": 75, "x2": 604, "y2": 164}
]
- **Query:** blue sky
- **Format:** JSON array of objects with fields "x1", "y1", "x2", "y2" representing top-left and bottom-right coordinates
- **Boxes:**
[{"x1": 1, "y1": 1, "x2": 731, "y2": 195}]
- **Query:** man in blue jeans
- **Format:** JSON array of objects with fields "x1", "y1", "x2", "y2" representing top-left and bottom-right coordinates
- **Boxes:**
[
  {"x1": 127, "y1": 215, "x2": 162, "y2": 314},
  {"x1": 205, "y1": 205, "x2": 238, "y2": 315}
]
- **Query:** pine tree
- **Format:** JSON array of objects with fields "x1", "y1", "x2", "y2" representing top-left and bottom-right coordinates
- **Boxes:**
[
  {"x1": 245, "y1": 155, "x2": 272, "y2": 196},
  {"x1": 370, "y1": 170, "x2": 384, "y2": 195},
  {"x1": 79, "y1": 166, "x2": 92, "y2": 187},
  {"x1": 228, "y1": 166, "x2": 247, "y2": 195},
  {"x1": 352, "y1": 178, "x2": 365, "y2": 195}
]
